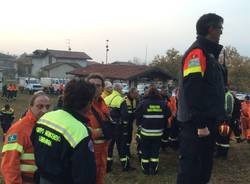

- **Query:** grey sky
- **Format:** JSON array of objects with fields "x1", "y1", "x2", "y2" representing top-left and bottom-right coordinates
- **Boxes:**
[{"x1": 0, "y1": 0, "x2": 249, "y2": 63}]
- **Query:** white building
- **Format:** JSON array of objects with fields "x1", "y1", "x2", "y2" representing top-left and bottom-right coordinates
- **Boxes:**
[{"x1": 30, "y1": 49, "x2": 92, "y2": 78}]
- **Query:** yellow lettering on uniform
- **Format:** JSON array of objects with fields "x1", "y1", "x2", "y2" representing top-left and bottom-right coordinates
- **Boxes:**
[
  {"x1": 39, "y1": 136, "x2": 52, "y2": 146},
  {"x1": 147, "y1": 105, "x2": 162, "y2": 112},
  {"x1": 36, "y1": 127, "x2": 45, "y2": 134},
  {"x1": 44, "y1": 130, "x2": 61, "y2": 142}
]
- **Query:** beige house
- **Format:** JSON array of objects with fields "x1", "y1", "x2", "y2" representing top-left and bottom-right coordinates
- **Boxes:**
[{"x1": 23, "y1": 49, "x2": 92, "y2": 78}]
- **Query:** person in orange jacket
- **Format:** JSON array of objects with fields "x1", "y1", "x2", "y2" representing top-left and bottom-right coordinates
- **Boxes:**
[
  {"x1": 167, "y1": 90, "x2": 180, "y2": 150},
  {"x1": 1, "y1": 91, "x2": 50, "y2": 184},
  {"x1": 240, "y1": 95, "x2": 250, "y2": 143},
  {"x1": 86, "y1": 73, "x2": 110, "y2": 184}
]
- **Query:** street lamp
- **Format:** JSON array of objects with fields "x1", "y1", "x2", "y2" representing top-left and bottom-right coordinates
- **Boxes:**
[{"x1": 106, "y1": 39, "x2": 109, "y2": 64}]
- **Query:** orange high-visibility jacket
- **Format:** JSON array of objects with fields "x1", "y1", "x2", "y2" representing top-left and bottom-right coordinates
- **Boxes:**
[
  {"x1": 167, "y1": 96, "x2": 177, "y2": 125},
  {"x1": 1, "y1": 110, "x2": 37, "y2": 184},
  {"x1": 85, "y1": 97, "x2": 110, "y2": 184},
  {"x1": 240, "y1": 101, "x2": 250, "y2": 139},
  {"x1": 7, "y1": 85, "x2": 12, "y2": 91}
]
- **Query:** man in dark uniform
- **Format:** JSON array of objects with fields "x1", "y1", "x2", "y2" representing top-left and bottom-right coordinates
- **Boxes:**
[
  {"x1": 135, "y1": 85, "x2": 171, "y2": 175},
  {"x1": 105, "y1": 83, "x2": 133, "y2": 172},
  {"x1": 31, "y1": 79, "x2": 97, "y2": 184},
  {"x1": 177, "y1": 13, "x2": 225, "y2": 184}
]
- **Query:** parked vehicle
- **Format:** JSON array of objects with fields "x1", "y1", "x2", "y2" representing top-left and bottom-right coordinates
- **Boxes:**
[
  {"x1": 236, "y1": 92, "x2": 248, "y2": 101},
  {"x1": 137, "y1": 83, "x2": 150, "y2": 96},
  {"x1": 40, "y1": 77, "x2": 69, "y2": 94},
  {"x1": 19, "y1": 77, "x2": 43, "y2": 94},
  {"x1": 122, "y1": 85, "x2": 129, "y2": 95}
]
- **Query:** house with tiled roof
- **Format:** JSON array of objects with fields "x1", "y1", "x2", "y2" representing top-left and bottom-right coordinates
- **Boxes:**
[
  {"x1": 40, "y1": 62, "x2": 81, "y2": 78},
  {"x1": 67, "y1": 63, "x2": 174, "y2": 86},
  {"x1": 29, "y1": 49, "x2": 92, "y2": 77}
]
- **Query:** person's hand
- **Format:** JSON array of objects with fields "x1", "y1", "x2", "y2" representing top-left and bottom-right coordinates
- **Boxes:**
[{"x1": 197, "y1": 127, "x2": 210, "y2": 137}]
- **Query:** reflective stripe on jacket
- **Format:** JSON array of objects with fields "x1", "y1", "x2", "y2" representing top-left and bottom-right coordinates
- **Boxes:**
[{"x1": 1, "y1": 110, "x2": 37, "y2": 184}]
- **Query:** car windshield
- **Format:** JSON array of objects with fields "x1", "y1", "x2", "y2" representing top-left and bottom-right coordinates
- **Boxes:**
[{"x1": 29, "y1": 80, "x2": 38, "y2": 84}]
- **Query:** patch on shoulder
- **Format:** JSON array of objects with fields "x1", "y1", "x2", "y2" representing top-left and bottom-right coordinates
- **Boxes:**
[
  {"x1": 188, "y1": 58, "x2": 200, "y2": 68},
  {"x1": 88, "y1": 140, "x2": 94, "y2": 152},
  {"x1": 8, "y1": 134, "x2": 17, "y2": 143}
]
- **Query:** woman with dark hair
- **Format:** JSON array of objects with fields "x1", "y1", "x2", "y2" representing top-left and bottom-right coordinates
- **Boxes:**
[
  {"x1": 135, "y1": 85, "x2": 171, "y2": 175},
  {"x1": 31, "y1": 79, "x2": 97, "y2": 184}
]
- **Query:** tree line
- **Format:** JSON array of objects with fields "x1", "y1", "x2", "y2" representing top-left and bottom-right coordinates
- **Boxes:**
[{"x1": 150, "y1": 46, "x2": 250, "y2": 93}]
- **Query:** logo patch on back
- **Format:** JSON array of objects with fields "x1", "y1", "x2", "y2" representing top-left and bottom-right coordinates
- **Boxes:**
[{"x1": 8, "y1": 134, "x2": 17, "y2": 143}]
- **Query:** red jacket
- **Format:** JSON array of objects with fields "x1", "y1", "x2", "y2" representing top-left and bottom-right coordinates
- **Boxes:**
[
  {"x1": 167, "y1": 96, "x2": 177, "y2": 125},
  {"x1": 85, "y1": 97, "x2": 110, "y2": 184},
  {"x1": 1, "y1": 110, "x2": 37, "y2": 184}
]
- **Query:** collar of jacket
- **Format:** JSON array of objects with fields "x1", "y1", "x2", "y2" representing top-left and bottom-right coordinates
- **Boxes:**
[
  {"x1": 26, "y1": 109, "x2": 38, "y2": 124},
  {"x1": 95, "y1": 96, "x2": 105, "y2": 103},
  {"x1": 63, "y1": 107, "x2": 89, "y2": 125},
  {"x1": 196, "y1": 35, "x2": 223, "y2": 59},
  {"x1": 112, "y1": 90, "x2": 122, "y2": 97}
]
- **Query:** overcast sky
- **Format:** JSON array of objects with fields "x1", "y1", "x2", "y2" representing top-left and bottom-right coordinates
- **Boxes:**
[{"x1": 0, "y1": 0, "x2": 249, "y2": 63}]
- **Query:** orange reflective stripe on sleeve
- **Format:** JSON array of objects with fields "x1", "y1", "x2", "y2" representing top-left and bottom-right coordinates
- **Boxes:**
[{"x1": 183, "y1": 49, "x2": 206, "y2": 77}]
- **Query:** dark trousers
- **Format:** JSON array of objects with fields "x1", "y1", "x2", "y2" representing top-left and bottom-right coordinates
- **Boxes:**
[
  {"x1": 161, "y1": 128, "x2": 170, "y2": 149},
  {"x1": 136, "y1": 127, "x2": 142, "y2": 159},
  {"x1": 215, "y1": 118, "x2": 241, "y2": 157},
  {"x1": 215, "y1": 133, "x2": 229, "y2": 157},
  {"x1": 177, "y1": 121, "x2": 216, "y2": 184},
  {"x1": 125, "y1": 119, "x2": 134, "y2": 155},
  {"x1": 141, "y1": 136, "x2": 161, "y2": 174},
  {"x1": 107, "y1": 124, "x2": 128, "y2": 169},
  {"x1": 169, "y1": 118, "x2": 180, "y2": 150}
]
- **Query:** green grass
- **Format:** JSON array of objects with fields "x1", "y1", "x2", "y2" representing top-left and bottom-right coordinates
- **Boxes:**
[{"x1": 1, "y1": 94, "x2": 250, "y2": 184}]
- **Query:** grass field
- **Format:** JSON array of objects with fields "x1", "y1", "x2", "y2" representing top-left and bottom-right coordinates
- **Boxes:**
[{"x1": 1, "y1": 94, "x2": 250, "y2": 184}]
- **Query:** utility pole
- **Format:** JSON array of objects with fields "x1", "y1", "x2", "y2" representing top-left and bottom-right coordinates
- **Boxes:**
[
  {"x1": 66, "y1": 39, "x2": 71, "y2": 51},
  {"x1": 145, "y1": 45, "x2": 148, "y2": 64},
  {"x1": 106, "y1": 39, "x2": 109, "y2": 64}
]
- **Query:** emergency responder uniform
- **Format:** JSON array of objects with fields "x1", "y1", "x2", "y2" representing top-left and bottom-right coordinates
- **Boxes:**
[
  {"x1": 101, "y1": 90, "x2": 112, "y2": 99},
  {"x1": 231, "y1": 94, "x2": 242, "y2": 142},
  {"x1": 7, "y1": 85, "x2": 12, "y2": 100},
  {"x1": 177, "y1": 35, "x2": 225, "y2": 184},
  {"x1": 31, "y1": 109, "x2": 96, "y2": 184},
  {"x1": 86, "y1": 97, "x2": 110, "y2": 184},
  {"x1": 136, "y1": 95, "x2": 148, "y2": 161},
  {"x1": 215, "y1": 90, "x2": 234, "y2": 158},
  {"x1": 160, "y1": 94, "x2": 171, "y2": 150},
  {"x1": 135, "y1": 98, "x2": 171, "y2": 175},
  {"x1": 124, "y1": 95, "x2": 137, "y2": 157},
  {"x1": 13, "y1": 85, "x2": 17, "y2": 98},
  {"x1": 167, "y1": 95, "x2": 180, "y2": 150},
  {"x1": 105, "y1": 89, "x2": 130, "y2": 172},
  {"x1": 1, "y1": 110, "x2": 38, "y2": 184},
  {"x1": 0, "y1": 105, "x2": 14, "y2": 135},
  {"x1": 240, "y1": 97, "x2": 250, "y2": 143}
]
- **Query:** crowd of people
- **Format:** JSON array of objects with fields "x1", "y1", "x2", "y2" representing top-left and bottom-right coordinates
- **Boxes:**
[
  {"x1": 1, "y1": 84, "x2": 18, "y2": 101},
  {"x1": 0, "y1": 13, "x2": 250, "y2": 184}
]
